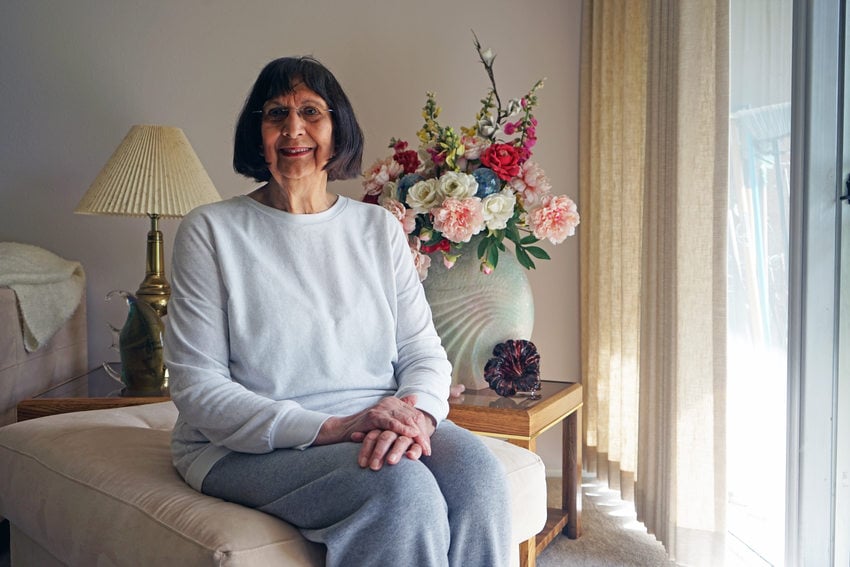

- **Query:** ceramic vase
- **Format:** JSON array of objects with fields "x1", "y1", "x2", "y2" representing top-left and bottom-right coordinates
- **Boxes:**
[
  {"x1": 422, "y1": 235, "x2": 535, "y2": 390},
  {"x1": 103, "y1": 290, "x2": 167, "y2": 396}
]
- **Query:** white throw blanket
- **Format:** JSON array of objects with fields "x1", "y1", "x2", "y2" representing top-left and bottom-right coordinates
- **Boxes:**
[{"x1": 0, "y1": 242, "x2": 86, "y2": 352}]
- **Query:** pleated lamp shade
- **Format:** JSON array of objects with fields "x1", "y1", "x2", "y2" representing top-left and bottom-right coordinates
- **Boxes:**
[{"x1": 75, "y1": 125, "x2": 221, "y2": 217}]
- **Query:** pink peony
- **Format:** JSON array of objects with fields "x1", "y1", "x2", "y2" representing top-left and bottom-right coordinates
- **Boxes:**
[
  {"x1": 402, "y1": 209, "x2": 417, "y2": 234},
  {"x1": 363, "y1": 157, "x2": 404, "y2": 196},
  {"x1": 461, "y1": 135, "x2": 489, "y2": 161},
  {"x1": 510, "y1": 160, "x2": 552, "y2": 207},
  {"x1": 521, "y1": 160, "x2": 547, "y2": 187},
  {"x1": 432, "y1": 197, "x2": 485, "y2": 243},
  {"x1": 382, "y1": 199, "x2": 417, "y2": 234},
  {"x1": 409, "y1": 238, "x2": 432, "y2": 281},
  {"x1": 528, "y1": 195, "x2": 580, "y2": 244}
]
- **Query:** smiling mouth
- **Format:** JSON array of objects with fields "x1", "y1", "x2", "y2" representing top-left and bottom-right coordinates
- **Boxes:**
[{"x1": 278, "y1": 147, "x2": 313, "y2": 157}]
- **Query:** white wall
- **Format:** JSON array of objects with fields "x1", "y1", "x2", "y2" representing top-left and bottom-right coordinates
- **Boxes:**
[{"x1": 0, "y1": 0, "x2": 582, "y2": 469}]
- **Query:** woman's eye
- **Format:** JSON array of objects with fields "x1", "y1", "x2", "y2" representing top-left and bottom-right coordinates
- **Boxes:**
[
  {"x1": 266, "y1": 108, "x2": 288, "y2": 121},
  {"x1": 301, "y1": 106, "x2": 320, "y2": 117}
]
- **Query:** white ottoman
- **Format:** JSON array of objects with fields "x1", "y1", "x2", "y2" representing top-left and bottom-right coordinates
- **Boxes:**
[{"x1": 0, "y1": 402, "x2": 546, "y2": 566}]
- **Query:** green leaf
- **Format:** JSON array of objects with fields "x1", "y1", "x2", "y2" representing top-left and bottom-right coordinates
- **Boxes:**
[
  {"x1": 487, "y1": 244, "x2": 500, "y2": 269},
  {"x1": 477, "y1": 235, "x2": 491, "y2": 259},
  {"x1": 526, "y1": 246, "x2": 551, "y2": 260},
  {"x1": 520, "y1": 234, "x2": 538, "y2": 245},
  {"x1": 505, "y1": 223, "x2": 522, "y2": 245},
  {"x1": 515, "y1": 247, "x2": 535, "y2": 270}
]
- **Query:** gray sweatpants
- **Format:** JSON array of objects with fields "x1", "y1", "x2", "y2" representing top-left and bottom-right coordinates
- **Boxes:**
[{"x1": 201, "y1": 420, "x2": 512, "y2": 567}]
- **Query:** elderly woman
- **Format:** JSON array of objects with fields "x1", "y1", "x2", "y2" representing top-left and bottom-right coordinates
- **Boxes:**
[{"x1": 165, "y1": 56, "x2": 512, "y2": 567}]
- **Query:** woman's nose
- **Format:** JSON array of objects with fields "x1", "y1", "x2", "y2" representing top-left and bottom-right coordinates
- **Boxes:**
[{"x1": 280, "y1": 112, "x2": 306, "y2": 137}]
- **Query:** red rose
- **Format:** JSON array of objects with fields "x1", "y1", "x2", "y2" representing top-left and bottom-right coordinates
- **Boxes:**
[
  {"x1": 393, "y1": 150, "x2": 420, "y2": 174},
  {"x1": 481, "y1": 143, "x2": 521, "y2": 181}
]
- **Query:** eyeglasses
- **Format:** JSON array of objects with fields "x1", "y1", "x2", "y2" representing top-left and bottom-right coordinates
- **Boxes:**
[{"x1": 254, "y1": 105, "x2": 333, "y2": 125}]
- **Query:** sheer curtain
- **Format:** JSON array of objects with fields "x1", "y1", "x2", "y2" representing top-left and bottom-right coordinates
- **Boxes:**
[{"x1": 579, "y1": 0, "x2": 728, "y2": 560}]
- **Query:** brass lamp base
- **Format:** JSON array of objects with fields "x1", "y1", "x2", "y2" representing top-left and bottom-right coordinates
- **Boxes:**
[
  {"x1": 101, "y1": 214, "x2": 171, "y2": 395},
  {"x1": 136, "y1": 214, "x2": 171, "y2": 317}
]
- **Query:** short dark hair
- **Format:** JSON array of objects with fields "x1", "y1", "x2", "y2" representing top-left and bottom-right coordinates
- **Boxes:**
[{"x1": 233, "y1": 56, "x2": 364, "y2": 182}]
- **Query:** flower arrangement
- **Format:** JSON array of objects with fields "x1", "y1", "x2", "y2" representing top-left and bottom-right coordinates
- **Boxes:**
[{"x1": 362, "y1": 33, "x2": 579, "y2": 281}]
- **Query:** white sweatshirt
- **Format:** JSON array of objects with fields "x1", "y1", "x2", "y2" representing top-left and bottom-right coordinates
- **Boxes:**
[{"x1": 165, "y1": 195, "x2": 452, "y2": 491}]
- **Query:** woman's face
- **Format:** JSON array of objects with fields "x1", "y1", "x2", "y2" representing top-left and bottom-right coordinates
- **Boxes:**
[{"x1": 259, "y1": 82, "x2": 334, "y2": 187}]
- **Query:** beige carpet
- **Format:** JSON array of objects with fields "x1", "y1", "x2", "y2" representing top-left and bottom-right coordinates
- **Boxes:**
[{"x1": 537, "y1": 476, "x2": 675, "y2": 567}]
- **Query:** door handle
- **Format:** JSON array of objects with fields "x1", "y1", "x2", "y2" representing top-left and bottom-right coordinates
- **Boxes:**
[{"x1": 843, "y1": 173, "x2": 850, "y2": 203}]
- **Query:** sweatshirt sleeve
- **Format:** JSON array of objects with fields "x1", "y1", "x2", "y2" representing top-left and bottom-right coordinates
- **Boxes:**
[
  {"x1": 165, "y1": 210, "x2": 331, "y2": 453},
  {"x1": 385, "y1": 214, "x2": 452, "y2": 423}
]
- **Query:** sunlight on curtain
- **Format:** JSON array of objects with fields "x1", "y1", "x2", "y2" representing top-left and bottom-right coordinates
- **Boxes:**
[
  {"x1": 644, "y1": 0, "x2": 729, "y2": 553},
  {"x1": 579, "y1": 0, "x2": 646, "y2": 495},
  {"x1": 579, "y1": 0, "x2": 728, "y2": 562}
]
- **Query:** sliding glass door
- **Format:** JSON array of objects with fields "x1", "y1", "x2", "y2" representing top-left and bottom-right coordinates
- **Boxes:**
[
  {"x1": 835, "y1": 2, "x2": 850, "y2": 560},
  {"x1": 787, "y1": 0, "x2": 849, "y2": 564},
  {"x1": 727, "y1": 2, "x2": 792, "y2": 563}
]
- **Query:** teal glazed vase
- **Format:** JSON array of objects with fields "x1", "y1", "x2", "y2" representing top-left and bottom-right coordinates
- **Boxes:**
[
  {"x1": 422, "y1": 235, "x2": 535, "y2": 390},
  {"x1": 104, "y1": 290, "x2": 167, "y2": 396}
]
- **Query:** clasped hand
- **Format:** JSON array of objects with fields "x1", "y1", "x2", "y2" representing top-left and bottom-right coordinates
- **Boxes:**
[{"x1": 314, "y1": 395, "x2": 434, "y2": 471}]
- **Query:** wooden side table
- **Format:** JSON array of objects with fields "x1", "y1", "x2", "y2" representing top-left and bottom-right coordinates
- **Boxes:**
[
  {"x1": 16, "y1": 365, "x2": 170, "y2": 422},
  {"x1": 448, "y1": 380, "x2": 582, "y2": 567}
]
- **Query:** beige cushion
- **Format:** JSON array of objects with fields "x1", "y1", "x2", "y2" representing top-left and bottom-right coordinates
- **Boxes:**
[{"x1": 0, "y1": 402, "x2": 546, "y2": 566}]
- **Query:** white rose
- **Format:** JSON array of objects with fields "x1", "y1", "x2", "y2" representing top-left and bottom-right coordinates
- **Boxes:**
[
  {"x1": 482, "y1": 189, "x2": 517, "y2": 230},
  {"x1": 406, "y1": 178, "x2": 443, "y2": 213},
  {"x1": 439, "y1": 171, "x2": 478, "y2": 200}
]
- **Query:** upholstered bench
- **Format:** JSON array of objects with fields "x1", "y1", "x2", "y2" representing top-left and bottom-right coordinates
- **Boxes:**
[{"x1": 0, "y1": 401, "x2": 546, "y2": 566}]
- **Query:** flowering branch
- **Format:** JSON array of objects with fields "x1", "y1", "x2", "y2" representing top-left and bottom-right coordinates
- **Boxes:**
[{"x1": 472, "y1": 30, "x2": 503, "y2": 120}]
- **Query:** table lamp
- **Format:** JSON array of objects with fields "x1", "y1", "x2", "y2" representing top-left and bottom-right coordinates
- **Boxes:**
[
  {"x1": 75, "y1": 125, "x2": 221, "y2": 395},
  {"x1": 75, "y1": 124, "x2": 221, "y2": 316}
]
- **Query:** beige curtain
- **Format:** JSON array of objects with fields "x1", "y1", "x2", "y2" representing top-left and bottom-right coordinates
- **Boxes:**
[
  {"x1": 579, "y1": 0, "x2": 728, "y2": 560},
  {"x1": 579, "y1": 0, "x2": 646, "y2": 495}
]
